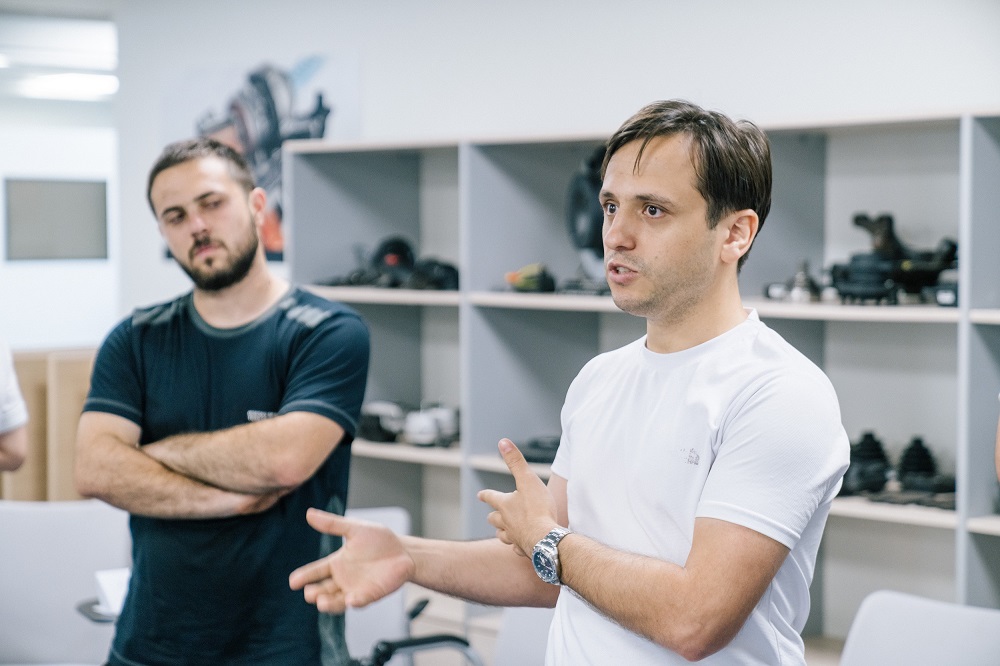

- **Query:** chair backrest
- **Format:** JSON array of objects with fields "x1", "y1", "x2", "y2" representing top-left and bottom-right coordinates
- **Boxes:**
[
  {"x1": 0, "y1": 499, "x2": 131, "y2": 665},
  {"x1": 840, "y1": 589, "x2": 1000, "y2": 666},
  {"x1": 344, "y1": 506, "x2": 412, "y2": 663},
  {"x1": 493, "y1": 605, "x2": 555, "y2": 666}
]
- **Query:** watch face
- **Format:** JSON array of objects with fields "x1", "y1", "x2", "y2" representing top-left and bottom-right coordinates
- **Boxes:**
[{"x1": 533, "y1": 550, "x2": 556, "y2": 582}]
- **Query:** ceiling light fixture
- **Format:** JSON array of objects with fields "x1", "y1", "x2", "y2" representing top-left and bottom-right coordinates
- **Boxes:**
[{"x1": 17, "y1": 72, "x2": 119, "y2": 101}]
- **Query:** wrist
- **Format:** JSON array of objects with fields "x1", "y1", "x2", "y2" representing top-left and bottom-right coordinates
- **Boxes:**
[{"x1": 532, "y1": 526, "x2": 572, "y2": 585}]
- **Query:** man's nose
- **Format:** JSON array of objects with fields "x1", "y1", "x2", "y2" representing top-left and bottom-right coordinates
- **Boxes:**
[
  {"x1": 187, "y1": 212, "x2": 209, "y2": 234},
  {"x1": 603, "y1": 213, "x2": 636, "y2": 251}
]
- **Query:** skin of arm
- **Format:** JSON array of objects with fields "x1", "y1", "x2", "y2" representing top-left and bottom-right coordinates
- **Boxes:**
[
  {"x1": 478, "y1": 438, "x2": 790, "y2": 662},
  {"x1": 288, "y1": 485, "x2": 564, "y2": 613},
  {"x1": 142, "y1": 410, "x2": 345, "y2": 494},
  {"x1": 75, "y1": 411, "x2": 283, "y2": 519},
  {"x1": 0, "y1": 425, "x2": 27, "y2": 471}
]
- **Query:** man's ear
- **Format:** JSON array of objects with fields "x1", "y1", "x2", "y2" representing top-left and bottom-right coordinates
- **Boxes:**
[
  {"x1": 720, "y1": 210, "x2": 759, "y2": 266},
  {"x1": 248, "y1": 187, "x2": 268, "y2": 225}
]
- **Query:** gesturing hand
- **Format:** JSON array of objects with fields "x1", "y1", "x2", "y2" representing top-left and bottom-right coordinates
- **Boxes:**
[
  {"x1": 478, "y1": 438, "x2": 560, "y2": 557},
  {"x1": 289, "y1": 508, "x2": 415, "y2": 613}
]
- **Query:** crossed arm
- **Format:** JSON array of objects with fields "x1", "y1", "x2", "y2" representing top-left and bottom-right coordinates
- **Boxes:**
[
  {"x1": 290, "y1": 438, "x2": 789, "y2": 661},
  {"x1": 74, "y1": 410, "x2": 344, "y2": 519}
]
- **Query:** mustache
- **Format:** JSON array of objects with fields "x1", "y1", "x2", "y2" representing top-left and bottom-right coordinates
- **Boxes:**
[{"x1": 190, "y1": 236, "x2": 218, "y2": 259}]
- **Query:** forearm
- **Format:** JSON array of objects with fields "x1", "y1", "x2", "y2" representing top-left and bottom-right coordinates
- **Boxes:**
[
  {"x1": 558, "y1": 534, "x2": 724, "y2": 658},
  {"x1": 144, "y1": 412, "x2": 338, "y2": 494},
  {"x1": 557, "y1": 521, "x2": 785, "y2": 662},
  {"x1": 76, "y1": 434, "x2": 278, "y2": 519},
  {"x1": 405, "y1": 536, "x2": 558, "y2": 608}
]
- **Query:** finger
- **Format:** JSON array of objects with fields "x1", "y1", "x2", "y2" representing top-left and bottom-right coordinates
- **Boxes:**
[
  {"x1": 302, "y1": 579, "x2": 337, "y2": 604},
  {"x1": 498, "y1": 438, "x2": 531, "y2": 481},
  {"x1": 316, "y1": 590, "x2": 348, "y2": 614},
  {"x1": 485, "y1": 510, "x2": 504, "y2": 530},
  {"x1": 478, "y1": 488, "x2": 503, "y2": 510},
  {"x1": 305, "y1": 507, "x2": 351, "y2": 535},
  {"x1": 289, "y1": 557, "x2": 332, "y2": 590}
]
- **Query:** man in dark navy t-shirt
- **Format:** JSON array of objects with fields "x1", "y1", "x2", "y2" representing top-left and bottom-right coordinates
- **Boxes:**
[{"x1": 75, "y1": 138, "x2": 369, "y2": 665}]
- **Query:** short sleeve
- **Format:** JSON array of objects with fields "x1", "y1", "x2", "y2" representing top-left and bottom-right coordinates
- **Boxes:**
[
  {"x1": 279, "y1": 311, "x2": 370, "y2": 436},
  {"x1": 83, "y1": 318, "x2": 145, "y2": 425},
  {"x1": 0, "y1": 339, "x2": 28, "y2": 433},
  {"x1": 696, "y1": 370, "x2": 850, "y2": 549}
]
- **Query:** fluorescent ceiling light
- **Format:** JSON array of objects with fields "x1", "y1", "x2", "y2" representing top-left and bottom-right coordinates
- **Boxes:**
[
  {"x1": 17, "y1": 72, "x2": 118, "y2": 100},
  {"x1": 0, "y1": 16, "x2": 116, "y2": 71}
]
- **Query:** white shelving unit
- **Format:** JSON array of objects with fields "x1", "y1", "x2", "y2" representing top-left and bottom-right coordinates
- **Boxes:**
[{"x1": 283, "y1": 113, "x2": 1000, "y2": 639}]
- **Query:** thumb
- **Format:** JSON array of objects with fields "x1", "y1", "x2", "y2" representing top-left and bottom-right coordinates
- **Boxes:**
[{"x1": 498, "y1": 438, "x2": 530, "y2": 480}]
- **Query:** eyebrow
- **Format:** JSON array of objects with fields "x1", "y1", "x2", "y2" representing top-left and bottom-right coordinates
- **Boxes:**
[
  {"x1": 157, "y1": 190, "x2": 225, "y2": 220},
  {"x1": 600, "y1": 189, "x2": 676, "y2": 210}
]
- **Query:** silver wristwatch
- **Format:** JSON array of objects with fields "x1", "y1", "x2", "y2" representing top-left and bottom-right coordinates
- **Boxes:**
[{"x1": 532, "y1": 526, "x2": 572, "y2": 585}]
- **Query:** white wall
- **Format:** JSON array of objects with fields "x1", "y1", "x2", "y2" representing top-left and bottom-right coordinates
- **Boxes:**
[
  {"x1": 114, "y1": 0, "x2": 1000, "y2": 312},
  {"x1": 0, "y1": 123, "x2": 118, "y2": 350}
]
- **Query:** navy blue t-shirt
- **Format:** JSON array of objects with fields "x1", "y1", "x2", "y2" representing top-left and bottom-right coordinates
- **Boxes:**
[{"x1": 84, "y1": 287, "x2": 369, "y2": 665}]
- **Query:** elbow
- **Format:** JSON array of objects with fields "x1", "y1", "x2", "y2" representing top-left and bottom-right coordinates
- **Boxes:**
[
  {"x1": 0, "y1": 453, "x2": 25, "y2": 472},
  {"x1": 658, "y1": 617, "x2": 737, "y2": 662},
  {"x1": 74, "y1": 465, "x2": 97, "y2": 498},
  {"x1": 0, "y1": 427, "x2": 28, "y2": 472},
  {"x1": 269, "y1": 454, "x2": 318, "y2": 491},
  {"x1": 73, "y1": 452, "x2": 102, "y2": 499}
]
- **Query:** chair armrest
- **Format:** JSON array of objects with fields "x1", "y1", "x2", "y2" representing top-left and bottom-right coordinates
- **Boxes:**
[
  {"x1": 76, "y1": 597, "x2": 118, "y2": 623},
  {"x1": 369, "y1": 634, "x2": 483, "y2": 666}
]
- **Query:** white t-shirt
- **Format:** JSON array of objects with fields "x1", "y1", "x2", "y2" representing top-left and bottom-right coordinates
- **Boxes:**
[
  {"x1": 0, "y1": 339, "x2": 27, "y2": 434},
  {"x1": 547, "y1": 310, "x2": 849, "y2": 665}
]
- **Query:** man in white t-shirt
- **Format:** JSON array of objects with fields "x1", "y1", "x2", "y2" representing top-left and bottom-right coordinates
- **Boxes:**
[
  {"x1": 290, "y1": 99, "x2": 850, "y2": 664},
  {"x1": 0, "y1": 338, "x2": 28, "y2": 472}
]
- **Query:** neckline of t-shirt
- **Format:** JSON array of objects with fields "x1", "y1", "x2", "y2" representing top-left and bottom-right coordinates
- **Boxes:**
[
  {"x1": 639, "y1": 308, "x2": 760, "y2": 367},
  {"x1": 185, "y1": 285, "x2": 297, "y2": 339}
]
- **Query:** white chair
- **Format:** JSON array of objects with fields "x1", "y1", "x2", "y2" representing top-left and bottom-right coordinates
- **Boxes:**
[
  {"x1": 839, "y1": 589, "x2": 1000, "y2": 666},
  {"x1": 0, "y1": 499, "x2": 131, "y2": 666},
  {"x1": 492, "y1": 605, "x2": 554, "y2": 666}
]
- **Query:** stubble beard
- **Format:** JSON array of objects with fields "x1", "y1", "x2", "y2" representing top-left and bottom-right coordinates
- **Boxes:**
[
  {"x1": 179, "y1": 219, "x2": 260, "y2": 292},
  {"x1": 610, "y1": 258, "x2": 709, "y2": 325}
]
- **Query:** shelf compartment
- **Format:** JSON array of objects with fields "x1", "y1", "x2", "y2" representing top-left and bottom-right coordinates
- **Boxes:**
[
  {"x1": 285, "y1": 144, "x2": 459, "y2": 287},
  {"x1": 829, "y1": 496, "x2": 957, "y2": 529},
  {"x1": 464, "y1": 140, "x2": 606, "y2": 292}
]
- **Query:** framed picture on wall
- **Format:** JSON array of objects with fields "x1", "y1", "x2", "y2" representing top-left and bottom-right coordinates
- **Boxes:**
[{"x1": 4, "y1": 178, "x2": 108, "y2": 260}]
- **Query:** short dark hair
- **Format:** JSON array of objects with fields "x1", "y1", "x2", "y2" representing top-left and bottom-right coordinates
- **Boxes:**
[
  {"x1": 602, "y1": 100, "x2": 772, "y2": 269},
  {"x1": 146, "y1": 137, "x2": 256, "y2": 213}
]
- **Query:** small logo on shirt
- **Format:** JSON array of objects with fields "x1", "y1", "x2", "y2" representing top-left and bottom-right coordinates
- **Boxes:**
[
  {"x1": 684, "y1": 448, "x2": 701, "y2": 465},
  {"x1": 247, "y1": 410, "x2": 277, "y2": 422}
]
